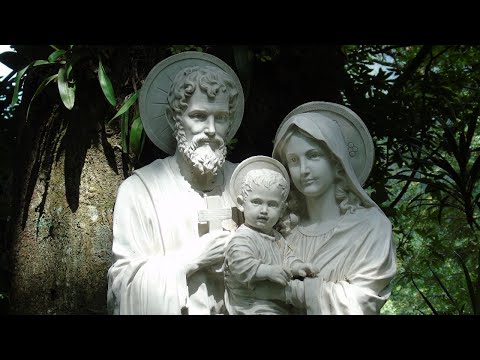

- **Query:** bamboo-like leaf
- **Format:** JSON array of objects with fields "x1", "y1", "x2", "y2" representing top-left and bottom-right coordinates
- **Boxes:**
[
  {"x1": 438, "y1": 117, "x2": 463, "y2": 170},
  {"x1": 48, "y1": 50, "x2": 66, "y2": 63},
  {"x1": 454, "y1": 251, "x2": 477, "y2": 314},
  {"x1": 129, "y1": 116, "x2": 144, "y2": 157},
  {"x1": 10, "y1": 60, "x2": 52, "y2": 106},
  {"x1": 66, "y1": 63, "x2": 73, "y2": 80},
  {"x1": 433, "y1": 157, "x2": 463, "y2": 188},
  {"x1": 57, "y1": 67, "x2": 75, "y2": 110},
  {"x1": 26, "y1": 74, "x2": 58, "y2": 121},
  {"x1": 32, "y1": 60, "x2": 50, "y2": 67},
  {"x1": 468, "y1": 154, "x2": 480, "y2": 191},
  {"x1": 428, "y1": 264, "x2": 460, "y2": 313},
  {"x1": 98, "y1": 58, "x2": 117, "y2": 106},
  {"x1": 108, "y1": 91, "x2": 139, "y2": 124},
  {"x1": 465, "y1": 103, "x2": 480, "y2": 147},
  {"x1": 411, "y1": 277, "x2": 438, "y2": 315},
  {"x1": 10, "y1": 64, "x2": 29, "y2": 106},
  {"x1": 391, "y1": 174, "x2": 459, "y2": 200},
  {"x1": 120, "y1": 112, "x2": 129, "y2": 154}
]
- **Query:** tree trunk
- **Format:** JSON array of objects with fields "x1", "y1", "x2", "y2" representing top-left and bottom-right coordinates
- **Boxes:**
[{"x1": 9, "y1": 76, "x2": 126, "y2": 314}]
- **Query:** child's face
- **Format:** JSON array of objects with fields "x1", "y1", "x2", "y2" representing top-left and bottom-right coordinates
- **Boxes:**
[{"x1": 241, "y1": 183, "x2": 285, "y2": 234}]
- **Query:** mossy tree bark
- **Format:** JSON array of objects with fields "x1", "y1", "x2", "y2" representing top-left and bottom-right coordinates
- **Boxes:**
[{"x1": 9, "y1": 75, "x2": 127, "y2": 314}]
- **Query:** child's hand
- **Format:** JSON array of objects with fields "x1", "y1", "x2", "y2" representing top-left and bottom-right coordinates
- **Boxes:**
[
  {"x1": 291, "y1": 262, "x2": 319, "y2": 278},
  {"x1": 256, "y1": 264, "x2": 292, "y2": 286}
]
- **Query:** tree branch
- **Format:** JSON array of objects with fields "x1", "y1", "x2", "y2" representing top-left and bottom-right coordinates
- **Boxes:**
[{"x1": 390, "y1": 45, "x2": 433, "y2": 96}]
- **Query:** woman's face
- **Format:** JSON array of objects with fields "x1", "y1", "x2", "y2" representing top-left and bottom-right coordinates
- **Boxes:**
[{"x1": 284, "y1": 131, "x2": 336, "y2": 198}]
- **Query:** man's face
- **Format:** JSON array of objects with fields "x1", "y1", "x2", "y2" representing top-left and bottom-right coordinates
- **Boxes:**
[
  {"x1": 176, "y1": 88, "x2": 231, "y2": 175},
  {"x1": 180, "y1": 88, "x2": 230, "y2": 147}
]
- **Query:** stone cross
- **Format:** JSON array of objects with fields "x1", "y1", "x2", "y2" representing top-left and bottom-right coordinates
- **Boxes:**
[{"x1": 198, "y1": 195, "x2": 232, "y2": 231}]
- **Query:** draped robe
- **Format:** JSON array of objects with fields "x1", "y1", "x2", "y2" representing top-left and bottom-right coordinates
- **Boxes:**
[
  {"x1": 286, "y1": 207, "x2": 396, "y2": 314},
  {"x1": 107, "y1": 157, "x2": 237, "y2": 314}
]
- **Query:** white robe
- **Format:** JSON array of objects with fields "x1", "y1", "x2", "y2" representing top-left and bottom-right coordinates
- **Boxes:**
[
  {"x1": 286, "y1": 207, "x2": 396, "y2": 315},
  {"x1": 107, "y1": 157, "x2": 238, "y2": 315},
  {"x1": 224, "y1": 224, "x2": 293, "y2": 315}
]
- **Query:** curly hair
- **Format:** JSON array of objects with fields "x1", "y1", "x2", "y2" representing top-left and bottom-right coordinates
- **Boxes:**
[
  {"x1": 240, "y1": 169, "x2": 289, "y2": 203},
  {"x1": 166, "y1": 65, "x2": 239, "y2": 138}
]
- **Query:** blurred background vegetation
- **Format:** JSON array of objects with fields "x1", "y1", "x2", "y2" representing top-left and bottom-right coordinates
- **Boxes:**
[{"x1": 0, "y1": 45, "x2": 478, "y2": 314}]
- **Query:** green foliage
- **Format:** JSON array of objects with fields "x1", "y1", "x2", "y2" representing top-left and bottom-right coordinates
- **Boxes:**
[
  {"x1": 10, "y1": 60, "x2": 50, "y2": 107},
  {"x1": 129, "y1": 116, "x2": 145, "y2": 159},
  {"x1": 109, "y1": 91, "x2": 139, "y2": 124},
  {"x1": 3, "y1": 45, "x2": 145, "y2": 160},
  {"x1": 98, "y1": 58, "x2": 117, "y2": 106},
  {"x1": 169, "y1": 45, "x2": 204, "y2": 54},
  {"x1": 57, "y1": 66, "x2": 75, "y2": 110},
  {"x1": 345, "y1": 45, "x2": 480, "y2": 314}
]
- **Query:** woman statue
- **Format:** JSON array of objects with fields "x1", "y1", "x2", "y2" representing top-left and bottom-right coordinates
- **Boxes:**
[{"x1": 265, "y1": 102, "x2": 397, "y2": 314}]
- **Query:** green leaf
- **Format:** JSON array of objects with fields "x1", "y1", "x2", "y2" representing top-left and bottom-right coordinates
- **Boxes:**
[
  {"x1": 108, "y1": 91, "x2": 139, "y2": 124},
  {"x1": 428, "y1": 264, "x2": 460, "y2": 314},
  {"x1": 48, "y1": 50, "x2": 66, "y2": 63},
  {"x1": 49, "y1": 45, "x2": 61, "y2": 51},
  {"x1": 66, "y1": 63, "x2": 73, "y2": 80},
  {"x1": 32, "y1": 60, "x2": 50, "y2": 67},
  {"x1": 129, "y1": 116, "x2": 144, "y2": 157},
  {"x1": 411, "y1": 277, "x2": 438, "y2": 315},
  {"x1": 26, "y1": 74, "x2": 58, "y2": 121},
  {"x1": 10, "y1": 59, "x2": 52, "y2": 106},
  {"x1": 10, "y1": 64, "x2": 29, "y2": 106},
  {"x1": 98, "y1": 58, "x2": 117, "y2": 106},
  {"x1": 454, "y1": 251, "x2": 477, "y2": 314},
  {"x1": 120, "y1": 112, "x2": 129, "y2": 154},
  {"x1": 57, "y1": 67, "x2": 75, "y2": 110}
]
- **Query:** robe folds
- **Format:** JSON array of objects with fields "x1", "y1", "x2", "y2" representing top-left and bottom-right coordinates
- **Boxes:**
[
  {"x1": 224, "y1": 224, "x2": 292, "y2": 315},
  {"x1": 107, "y1": 157, "x2": 237, "y2": 315},
  {"x1": 286, "y1": 207, "x2": 396, "y2": 314}
]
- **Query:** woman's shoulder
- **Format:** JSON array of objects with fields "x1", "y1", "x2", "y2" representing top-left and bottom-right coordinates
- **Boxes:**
[{"x1": 349, "y1": 206, "x2": 392, "y2": 228}]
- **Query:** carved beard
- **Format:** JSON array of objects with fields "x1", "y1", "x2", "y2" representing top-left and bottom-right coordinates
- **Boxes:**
[{"x1": 175, "y1": 122, "x2": 228, "y2": 176}]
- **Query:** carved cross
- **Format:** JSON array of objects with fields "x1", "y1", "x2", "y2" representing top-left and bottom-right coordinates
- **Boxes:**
[{"x1": 198, "y1": 195, "x2": 232, "y2": 232}]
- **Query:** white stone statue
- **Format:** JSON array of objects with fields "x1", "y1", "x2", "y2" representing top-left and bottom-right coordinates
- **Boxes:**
[
  {"x1": 223, "y1": 156, "x2": 318, "y2": 315},
  {"x1": 107, "y1": 52, "x2": 245, "y2": 314},
  {"x1": 256, "y1": 102, "x2": 397, "y2": 314}
]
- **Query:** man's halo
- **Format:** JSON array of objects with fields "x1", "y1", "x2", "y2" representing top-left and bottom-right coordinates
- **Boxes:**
[{"x1": 139, "y1": 51, "x2": 245, "y2": 155}]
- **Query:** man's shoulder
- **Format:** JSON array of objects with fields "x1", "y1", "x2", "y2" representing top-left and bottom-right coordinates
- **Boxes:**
[
  {"x1": 223, "y1": 160, "x2": 238, "y2": 177},
  {"x1": 119, "y1": 158, "x2": 172, "y2": 191},
  {"x1": 224, "y1": 160, "x2": 237, "y2": 167},
  {"x1": 133, "y1": 158, "x2": 170, "y2": 176}
]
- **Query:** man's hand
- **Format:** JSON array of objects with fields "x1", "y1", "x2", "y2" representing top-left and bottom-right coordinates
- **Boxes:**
[
  {"x1": 291, "y1": 262, "x2": 319, "y2": 278},
  {"x1": 184, "y1": 230, "x2": 231, "y2": 277},
  {"x1": 255, "y1": 264, "x2": 292, "y2": 286}
]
